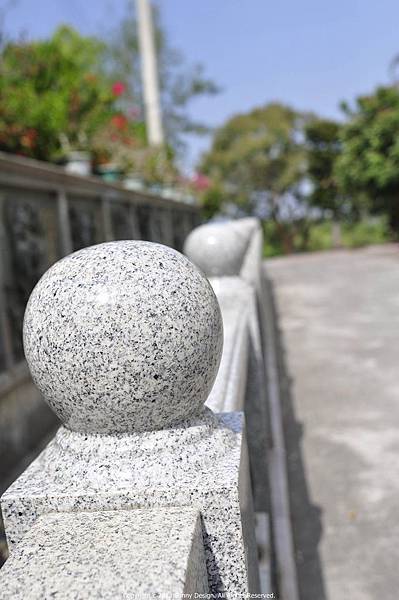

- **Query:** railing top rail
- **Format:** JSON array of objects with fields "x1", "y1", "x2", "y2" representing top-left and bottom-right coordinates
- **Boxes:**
[{"x1": 0, "y1": 151, "x2": 198, "y2": 212}]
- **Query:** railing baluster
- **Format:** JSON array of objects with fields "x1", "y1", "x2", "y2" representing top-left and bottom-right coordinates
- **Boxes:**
[
  {"x1": 128, "y1": 204, "x2": 141, "y2": 239},
  {"x1": 56, "y1": 189, "x2": 73, "y2": 257},
  {"x1": 100, "y1": 195, "x2": 114, "y2": 242}
]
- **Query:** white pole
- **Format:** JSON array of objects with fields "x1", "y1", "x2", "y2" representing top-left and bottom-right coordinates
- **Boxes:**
[{"x1": 136, "y1": 0, "x2": 164, "y2": 146}]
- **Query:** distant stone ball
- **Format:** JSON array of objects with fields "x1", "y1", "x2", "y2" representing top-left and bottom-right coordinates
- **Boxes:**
[
  {"x1": 23, "y1": 241, "x2": 223, "y2": 434},
  {"x1": 184, "y1": 221, "x2": 250, "y2": 277}
]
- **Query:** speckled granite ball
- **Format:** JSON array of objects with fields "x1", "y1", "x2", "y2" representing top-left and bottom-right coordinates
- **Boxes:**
[
  {"x1": 23, "y1": 241, "x2": 223, "y2": 434},
  {"x1": 184, "y1": 221, "x2": 250, "y2": 277}
]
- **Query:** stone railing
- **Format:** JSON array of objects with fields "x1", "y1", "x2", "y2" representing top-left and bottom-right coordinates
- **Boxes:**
[
  {"x1": 0, "y1": 152, "x2": 200, "y2": 487},
  {"x1": 0, "y1": 218, "x2": 297, "y2": 598}
]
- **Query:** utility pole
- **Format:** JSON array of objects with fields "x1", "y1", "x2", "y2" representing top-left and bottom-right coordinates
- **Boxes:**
[{"x1": 136, "y1": 0, "x2": 164, "y2": 146}]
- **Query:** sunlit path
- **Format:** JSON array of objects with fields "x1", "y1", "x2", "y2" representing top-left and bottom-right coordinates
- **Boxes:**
[{"x1": 266, "y1": 244, "x2": 399, "y2": 600}]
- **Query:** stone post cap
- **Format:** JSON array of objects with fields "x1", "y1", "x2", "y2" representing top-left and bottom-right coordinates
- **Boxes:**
[
  {"x1": 184, "y1": 218, "x2": 260, "y2": 277},
  {"x1": 23, "y1": 241, "x2": 223, "y2": 435}
]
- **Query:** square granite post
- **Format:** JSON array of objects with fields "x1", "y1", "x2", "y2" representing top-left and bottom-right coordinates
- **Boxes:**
[{"x1": 2, "y1": 410, "x2": 259, "y2": 595}]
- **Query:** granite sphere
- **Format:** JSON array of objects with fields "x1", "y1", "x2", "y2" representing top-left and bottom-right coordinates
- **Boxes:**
[
  {"x1": 184, "y1": 221, "x2": 250, "y2": 277},
  {"x1": 23, "y1": 241, "x2": 223, "y2": 434}
]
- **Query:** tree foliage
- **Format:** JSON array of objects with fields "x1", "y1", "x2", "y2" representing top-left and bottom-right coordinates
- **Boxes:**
[
  {"x1": 201, "y1": 90, "x2": 399, "y2": 238},
  {"x1": 335, "y1": 86, "x2": 399, "y2": 230},
  {"x1": 0, "y1": 5, "x2": 219, "y2": 176},
  {"x1": 106, "y1": 2, "x2": 219, "y2": 151},
  {"x1": 305, "y1": 118, "x2": 343, "y2": 218},
  {"x1": 200, "y1": 103, "x2": 310, "y2": 219},
  {"x1": 0, "y1": 26, "x2": 116, "y2": 161}
]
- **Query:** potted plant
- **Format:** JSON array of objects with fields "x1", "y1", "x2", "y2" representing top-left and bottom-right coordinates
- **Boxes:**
[{"x1": 60, "y1": 133, "x2": 92, "y2": 176}]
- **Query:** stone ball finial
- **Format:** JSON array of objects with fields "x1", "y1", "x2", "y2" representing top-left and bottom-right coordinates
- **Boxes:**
[
  {"x1": 23, "y1": 241, "x2": 223, "y2": 435},
  {"x1": 183, "y1": 221, "x2": 251, "y2": 277}
]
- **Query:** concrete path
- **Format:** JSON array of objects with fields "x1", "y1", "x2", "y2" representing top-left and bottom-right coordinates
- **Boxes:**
[{"x1": 265, "y1": 244, "x2": 399, "y2": 600}]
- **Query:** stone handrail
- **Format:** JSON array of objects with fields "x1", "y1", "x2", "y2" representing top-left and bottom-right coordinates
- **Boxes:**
[
  {"x1": 0, "y1": 218, "x2": 296, "y2": 598},
  {"x1": 185, "y1": 219, "x2": 299, "y2": 600}
]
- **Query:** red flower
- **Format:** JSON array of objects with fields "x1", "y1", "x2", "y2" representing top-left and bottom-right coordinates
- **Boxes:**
[
  {"x1": 111, "y1": 114, "x2": 128, "y2": 130},
  {"x1": 112, "y1": 81, "x2": 126, "y2": 97},
  {"x1": 192, "y1": 173, "x2": 210, "y2": 191},
  {"x1": 21, "y1": 128, "x2": 37, "y2": 149}
]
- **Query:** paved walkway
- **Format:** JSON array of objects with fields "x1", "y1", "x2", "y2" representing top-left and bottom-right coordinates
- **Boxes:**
[{"x1": 265, "y1": 244, "x2": 399, "y2": 600}]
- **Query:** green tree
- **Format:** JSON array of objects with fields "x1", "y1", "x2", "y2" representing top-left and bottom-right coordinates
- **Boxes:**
[
  {"x1": 0, "y1": 26, "x2": 116, "y2": 161},
  {"x1": 201, "y1": 103, "x2": 309, "y2": 210},
  {"x1": 106, "y1": 2, "x2": 219, "y2": 151},
  {"x1": 199, "y1": 103, "x2": 313, "y2": 250},
  {"x1": 305, "y1": 117, "x2": 347, "y2": 247},
  {"x1": 335, "y1": 86, "x2": 399, "y2": 233},
  {"x1": 199, "y1": 183, "x2": 225, "y2": 221},
  {"x1": 200, "y1": 103, "x2": 306, "y2": 204},
  {"x1": 305, "y1": 118, "x2": 343, "y2": 218}
]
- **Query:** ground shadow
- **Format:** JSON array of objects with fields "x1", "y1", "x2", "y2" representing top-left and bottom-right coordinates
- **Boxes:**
[{"x1": 264, "y1": 274, "x2": 328, "y2": 600}]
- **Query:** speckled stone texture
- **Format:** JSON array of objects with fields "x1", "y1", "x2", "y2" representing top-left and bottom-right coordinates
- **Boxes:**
[
  {"x1": 23, "y1": 240, "x2": 223, "y2": 434},
  {"x1": 2, "y1": 238, "x2": 260, "y2": 596},
  {"x1": 189, "y1": 218, "x2": 268, "y2": 512},
  {"x1": 184, "y1": 217, "x2": 262, "y2": 280},
  {"x1": 184, "y1": 221, "x2": 252, "y2": 277},
  {"x1": 206, "y1": 278, "x2": 252, "y2": 413},
  {"x1": 239, "y1": 218, "x2": 263, "y2": 289},
  {"x1": 197, "y1": 220, "x2": 270, "y2": 578},
  {"x1": 208, "y1": 276, "x2": 270, "y2": 514},
  {"x1": 2, "y1": 411, "x2": 259, "y2": 595},
  {"x1": 0, "y1": 508, "x2": 208, "y2": 598}
]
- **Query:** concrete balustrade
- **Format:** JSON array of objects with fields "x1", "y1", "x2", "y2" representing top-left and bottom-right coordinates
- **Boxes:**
[
  {"x1": 185, "y1": 218, "x2": 273, "y2": 593},
  {"x1": 0, "y1": 232, "x2": 267, "y2": 598},
  {"x1": 185, "y1": 218, "x2": 269, "y2": 503},
  {"x1": 185, "y1": 218, "x2": 299, "y2": 600}
]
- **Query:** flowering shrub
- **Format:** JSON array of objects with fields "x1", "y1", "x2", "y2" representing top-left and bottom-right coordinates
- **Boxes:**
[
  {"x1": 91, "y1": 114, "x2": 178, "y2": 185},
  {"x1": 0, "y1": 26, "x2": 119, "y2": 161},
  {"x1": 91, "y1": 113, "x2": 146, "y2": 170},
  {"x1": 112, "y1": 81, "x2": 126, "y2": 97},
  {"x1": 0, "y1": 25, "x2": 186, "y2": 188},
  {"x1": 192, "y1": 173, "x2": 210, "y2": 191}
]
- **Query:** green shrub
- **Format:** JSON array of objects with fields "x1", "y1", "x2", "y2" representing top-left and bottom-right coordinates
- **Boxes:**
[
  {"x1": 341, "y1": 217, "x2": 390, "y2": 248},
  {"x1": 0, "y1": 26, "x2": 117, "y2": 162},
  {"x1": 263, "y1": 217, "x2": 391, "y2": 257},
  {"x1": 307, "y1": 222, "x2": 333, "y2": 252}
]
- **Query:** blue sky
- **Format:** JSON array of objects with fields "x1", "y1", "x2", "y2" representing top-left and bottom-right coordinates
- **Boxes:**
[{"x1": 3, "y1": 0, "x2": 399, "y2": 168}]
